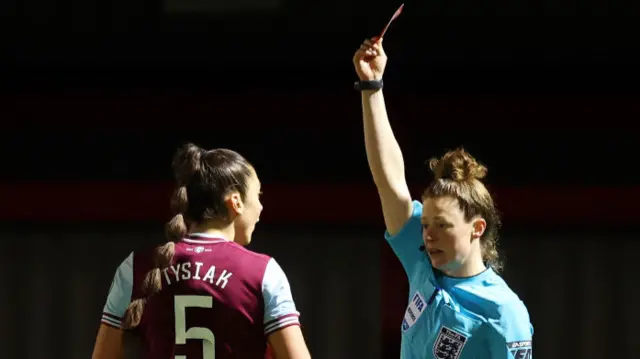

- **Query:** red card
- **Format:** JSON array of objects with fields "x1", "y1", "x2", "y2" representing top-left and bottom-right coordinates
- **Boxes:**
[{"x1": 379, "y1": 3, "x2": 405, "y2": 38}]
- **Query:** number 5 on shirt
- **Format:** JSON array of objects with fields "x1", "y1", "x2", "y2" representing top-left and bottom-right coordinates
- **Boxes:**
[{"x1": 174, "y1": 295, "x2": 216, "y2": 359}]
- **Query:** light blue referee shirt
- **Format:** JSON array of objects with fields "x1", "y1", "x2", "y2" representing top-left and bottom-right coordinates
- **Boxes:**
[{"x1": 387, "y1": 201, "x2": 534, "y2": 359}]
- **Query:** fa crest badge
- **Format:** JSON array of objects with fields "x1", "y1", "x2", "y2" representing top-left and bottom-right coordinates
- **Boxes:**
[{"x1": 433, "y1": 326, "x2": 468, "y2": 359}]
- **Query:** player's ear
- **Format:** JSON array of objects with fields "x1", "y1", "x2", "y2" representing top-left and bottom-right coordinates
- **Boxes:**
[
  {"x1": 227, "y1": 192, "x2": 244, "y2": 216},
  {"x1": 471, "y1": 217, "x2": 486, "y2": 240}
]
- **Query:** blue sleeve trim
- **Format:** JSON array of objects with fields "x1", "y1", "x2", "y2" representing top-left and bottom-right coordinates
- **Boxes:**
[
  {"x1": 262, "y1": 259, "x2": 300, "y2": 336},
  {"x1": 101, "y1": 252, "x2": 133, "y2": 329}
]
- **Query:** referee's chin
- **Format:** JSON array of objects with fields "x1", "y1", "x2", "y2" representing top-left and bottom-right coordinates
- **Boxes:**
[
  {"x1": 420, "y1": 247, "x2": 449, "y2": 269},
  {"x1": 429, "y1": 256, "x2": 449, "y2": 271}
]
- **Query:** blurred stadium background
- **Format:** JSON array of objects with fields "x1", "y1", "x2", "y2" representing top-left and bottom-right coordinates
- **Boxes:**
[{"x1": 1, "y1": 0, "x2": 639, "y2": 357}]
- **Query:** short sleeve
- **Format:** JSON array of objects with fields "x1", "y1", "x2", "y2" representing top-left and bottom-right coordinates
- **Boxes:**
[
  {"x1": 101, "y1": 252, "x2": 134, "y2": 329},
  {"x1": 262, "y1": 259, "x2": 300, "y2": 336},
  {"x1": 384, "y1": 200, "x2": 430, "y2": 277},
  {"x1": 486, "y1": 301, "x2": 534, "y2": 359}
]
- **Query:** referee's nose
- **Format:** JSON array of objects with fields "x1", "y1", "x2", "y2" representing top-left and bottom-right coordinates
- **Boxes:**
[{"x1": 423, "y1": 226, "x2": 434, "y2": 242}]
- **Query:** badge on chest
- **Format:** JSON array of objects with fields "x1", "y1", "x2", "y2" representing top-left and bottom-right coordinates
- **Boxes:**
[
  {"x1": 433, "y1": 326, "x2": 468, "y2": 359},
  {"x1": 401, "y1": 291, "x2": 427, "y2": 331}
]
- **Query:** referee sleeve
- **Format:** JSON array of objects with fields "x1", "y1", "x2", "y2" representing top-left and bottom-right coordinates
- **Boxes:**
[
  {"x1": 384, "y1": 200, "x2": 430, "y2": 276},
  {"x1": 487, "y1": 301, "x2": 534, "y2": 359}
]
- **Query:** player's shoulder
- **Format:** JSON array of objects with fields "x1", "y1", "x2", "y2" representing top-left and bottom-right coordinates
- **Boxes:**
[
  {"x1": 129, "y1": 240, "x2": 272, "y2": 266},
  {"x1": 206, "y1": 241, "x2": 273, "y2": 277},
  {"x1": 126, "y1": 244, "x2": 160, "y2": 268},
  {"x1": 219, "y1": 244, "x2": 285, "y2": 290},
  {"x1": 218, "y1": 241, "x2": 272, "y2": 263}
]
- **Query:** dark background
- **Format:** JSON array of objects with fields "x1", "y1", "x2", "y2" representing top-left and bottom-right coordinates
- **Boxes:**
[{"x1": 1, "y1": 0, "x2": 639, "y2": 357}]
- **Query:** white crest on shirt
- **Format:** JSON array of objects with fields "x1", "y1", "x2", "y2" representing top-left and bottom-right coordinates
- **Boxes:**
[{"x1": 433, "y1": 326, "x2": 468, "y2": 359}]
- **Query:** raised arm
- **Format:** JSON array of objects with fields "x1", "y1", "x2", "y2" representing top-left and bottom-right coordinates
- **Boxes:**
[{"x1": 353, "y1": 37, "x2": 412, "y2": 235}]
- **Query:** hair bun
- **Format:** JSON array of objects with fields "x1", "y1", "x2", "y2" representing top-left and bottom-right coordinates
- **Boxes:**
[
  {"x1": 429, "y1": 148, "x2": 487, "y2": 182},
  {"x1": 172, "y1": 143, "x2": 203, "y2": 186}
]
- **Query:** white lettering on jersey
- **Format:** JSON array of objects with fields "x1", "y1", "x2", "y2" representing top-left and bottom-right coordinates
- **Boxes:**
[
  {"x1": 162, "y1": 262, "x2": 233, "y2": 289},
  {"x1": 215, "y1": 270, "x2": 232, "y2": 289},
  {"x1": 193, "y1": 262, "x2": 204, "y2": 279},
  {"x1": 181, "y1": 262, "x2": 192, "y2": 280},
  {"x1": 202, "y1": 265, "x2": 216, "y2": 283}
]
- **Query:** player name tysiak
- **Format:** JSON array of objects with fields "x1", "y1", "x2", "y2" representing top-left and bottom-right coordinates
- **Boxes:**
[{"x1": 162, "y1": 261, "x2": 234, "y2": 289}]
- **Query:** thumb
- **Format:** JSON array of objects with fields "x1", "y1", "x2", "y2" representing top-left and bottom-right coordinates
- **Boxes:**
[
  {"x1": 372, "y1": 40, "x2": 386, "y2": 57},
  {"x1": 353, "y1": 48, "x2": 367, "y2": 61}
]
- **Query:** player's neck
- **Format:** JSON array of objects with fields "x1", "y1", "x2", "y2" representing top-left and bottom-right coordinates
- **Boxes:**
[{"x1": 190, "y1": 220, "x2": 235, "y2": 242}]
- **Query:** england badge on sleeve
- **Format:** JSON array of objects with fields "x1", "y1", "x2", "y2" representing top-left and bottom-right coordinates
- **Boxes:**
[{"x1": 433, "y1": 326, "x2": 468, "y2": 359}]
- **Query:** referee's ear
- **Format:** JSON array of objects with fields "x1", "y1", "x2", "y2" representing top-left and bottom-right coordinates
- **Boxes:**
[{"x1": 471, "y1": 218, "x2": 486, "y2": 240}]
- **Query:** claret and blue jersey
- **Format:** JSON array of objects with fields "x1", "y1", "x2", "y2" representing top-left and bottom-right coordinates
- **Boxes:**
[
  {"x1": 387, "y1": 201, "x2": 534, "y2": 359},
  {"x1": 101, "y1": 234, "x2": 300, "y2": 359}
]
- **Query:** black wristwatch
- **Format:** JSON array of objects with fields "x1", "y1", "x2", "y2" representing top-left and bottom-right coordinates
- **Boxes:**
[{"x1": 354, "y1": 79, "x2": 383, "y2": 91}]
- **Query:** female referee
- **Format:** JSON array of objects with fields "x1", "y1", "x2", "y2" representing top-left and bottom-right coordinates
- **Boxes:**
[
  {"x1": 353, "y1": 38, "x2": 533, "y2": 359},
  {"x1": 91, "y1": 144, "x2": 311, "y2": 359}
]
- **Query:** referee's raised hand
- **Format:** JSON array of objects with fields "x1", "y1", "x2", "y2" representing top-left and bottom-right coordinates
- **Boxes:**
[{"x1": 353, "y1": 37, "x2": 387, "y2": 81}]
